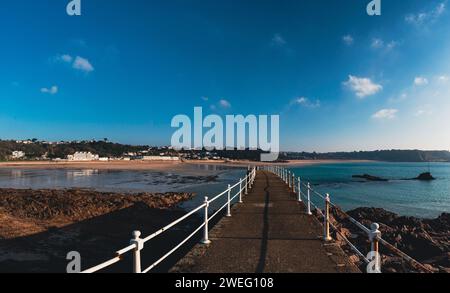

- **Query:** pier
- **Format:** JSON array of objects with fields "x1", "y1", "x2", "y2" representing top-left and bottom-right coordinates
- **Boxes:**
[
  {"x1": 171, "y1": 170, "x2": 359, "y2": 273},
  {"x1": 81, "y1": 167, "x2": 431, "y2": 274}
]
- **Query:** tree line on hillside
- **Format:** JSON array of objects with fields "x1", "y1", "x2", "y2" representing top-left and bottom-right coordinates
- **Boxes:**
[
  {"x1": 280, "y1": 150, "x2": 450, "y2": 162},
  {"x1": 1, "y1": 139, "x2": 449, "y2": 162},
  {"x1": 0, "y1": 140, "x2": 149, "y2": 161}
]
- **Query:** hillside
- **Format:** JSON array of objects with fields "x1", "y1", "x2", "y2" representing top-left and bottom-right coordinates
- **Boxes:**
[{"x1": 281, "y1": 150, "x2": 450, "y2": 162}]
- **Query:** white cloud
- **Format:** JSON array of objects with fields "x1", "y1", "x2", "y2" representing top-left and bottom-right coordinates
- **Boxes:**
[
  {"x1": 372, "y1": 109, "x2": 398, "y2": 120},
  {"x1": 385, "y1": 41, "x2": 398, "y2": 51},
  {"x1": 414, "y1": 76, "x2": 429, "y2": 86},
  {"x1": 437, "y1": 75, "x2": 449, "y2": 83},
  {"x1": 405, "y1": 2, "x2": 446, "y2": 26},
  {"x1": 73, "y1": 56, "x2": 94, "y2": 73},
  {"x1": 219, "y1": 99, "x2": 231, "y2": 109},
  {"x1": 40, "y1": 86, "x2": 58, "y2": 95},
  {"x1": 389, "y1": 93, "x2": 408, "y2": 103},
  {"x1": 61, "y1": 54, "x2": 73, "y2": 63},
  {"x1": 344, "y1": 75, "x2": 383, "y2": 98},
  {"x1": 271, "y1": 34, "x2": 287, "y2": 47},
  {"x1": 414, "y1": 104, "x2": 434, "y2": 117},
  {"x1": 371, "y1": 38, "x2": 384, "y2": 49},
  {"x1": 54, "y1": 54, "x2": 94, "y2": 73},
  {"x1": 292, "y1": 97, "x2": 321, "y2": 108},
  {"x1": 342, "y1": 35, "x2": 354, "y2": 46},
  {"x1": 371, "y1": 38, "x2": 398, "y2": 51},
  {"x1": 54, "y1": 54, "x2": 73, "y2": 64}
]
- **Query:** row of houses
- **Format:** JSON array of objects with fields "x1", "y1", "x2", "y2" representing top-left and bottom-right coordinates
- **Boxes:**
[{"x1": 66, "y1": 152, "x2": 179, "y2": 162}]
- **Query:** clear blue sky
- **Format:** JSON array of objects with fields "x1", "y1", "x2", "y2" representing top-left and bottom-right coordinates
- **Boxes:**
[{"x1": 1, "y1": 0, "x2": 449, "y2": 152}]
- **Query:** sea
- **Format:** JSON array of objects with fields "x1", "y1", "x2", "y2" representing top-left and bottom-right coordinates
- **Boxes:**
[{"x1": 0, "y1": 162, "x2": 448, "y2": 218}]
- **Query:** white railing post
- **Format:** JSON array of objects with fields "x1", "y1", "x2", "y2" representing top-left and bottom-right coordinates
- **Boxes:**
[
  {"x1": 298, "y1": 177, "x2": 302, "y2": 202},
  {"x1": 292, "y1": 173, "x2": 295, "y2": 192},
  {"x1": 239, "y1": 178, "x2": 243, "y2": 203},
  {"x1": 306, "y1": 183, "x2": 312, "y2": 215},
  {"x1": 369, "y1": 223, "x2": 381, "y2": 253},
  {"x1": 324, "y1": 194, "x2": 332, "y2": 241},
  {"x1": 368, "y1": 223, "x2": 382, "y2": 273},
  {"x1": 226, "y1": 184, "x2": 232, "y2": 217},
  {"x1": 201, "y1": 197, "x2": 211, "y2": 245},
  {"x1": 288, "y1": 171, "x2": 291, "y2": 188},
  {"x1": 130, "y1": 231, "x2": 144, "y2": 273},
  {"x1": 245, "y1": 174, "x2": 248, "y2": 195}
]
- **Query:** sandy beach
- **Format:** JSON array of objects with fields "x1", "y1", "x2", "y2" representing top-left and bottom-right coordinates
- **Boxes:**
[{"x1": 0, "y1": 159, "x2": 372, "y2": 171}]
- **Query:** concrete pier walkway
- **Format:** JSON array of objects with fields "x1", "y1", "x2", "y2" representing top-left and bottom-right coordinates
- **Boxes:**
[{"x1": 171, "y1": 171, "x2": 360, "y2": 273}]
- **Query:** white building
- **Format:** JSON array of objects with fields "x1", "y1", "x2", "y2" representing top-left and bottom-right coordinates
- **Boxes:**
[
  {"x1": 11, "y1": 151, "x2": 25, "y2": 159},
  {"x1": 142, "y1": 156, "x2": 180, "y2": 161},
  {"x1": 67, "y1": 152, "x2": 99, "y2": 161}
]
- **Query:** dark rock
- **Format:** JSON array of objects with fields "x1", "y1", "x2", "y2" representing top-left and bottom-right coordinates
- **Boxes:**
[
  {"x1": 414, "y1": 172, "x2": 436, "y2": 181},
  {"x1": 352, "y1": 174, "x2": 388, "y2": 182},
  {"x1": 324, "y1": 207, "x2": 450, "y2": 273}
]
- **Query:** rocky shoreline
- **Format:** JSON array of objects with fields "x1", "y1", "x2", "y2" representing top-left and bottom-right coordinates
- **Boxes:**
[
  {"x1": 319, "y1": 207, "x2": 450, "y2": 273},
  {"x1": 0, "y1": 188, "x2": 196, "y2": 273}
]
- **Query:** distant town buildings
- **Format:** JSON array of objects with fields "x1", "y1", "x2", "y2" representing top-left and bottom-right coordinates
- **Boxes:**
[
  {"x1": 15, "y1": 140, "x2": 33, "y2": 145},
  {"x1": 67, "y1": 152, "x2": 100, "y2": 161},
  {"x1": 142, "y1": 156, "x2": 180, "y2": 161},
  {"x1": 11, "y1": 151, "x2": 26, "y2": 159}
]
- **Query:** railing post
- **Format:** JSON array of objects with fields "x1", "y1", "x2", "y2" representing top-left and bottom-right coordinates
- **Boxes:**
[
  {"x1": 226, "y1": 184, "x2": 232, "y2": 217},
  {"x1": 324, "y1": 194, "x2": 332, "y2": 241},
  {"x1": 306, "y1": 183, "x2": 312, "y2": 215},
  {"x1": 288, "y1": 171, "x2": 291, "y2": 188},
  {"x1": 369, "y1": 223, "x2": 382, "y2": 273},
  {"x1": 130, "y1": 231, "x2": 144, "y2": 273},
  {"x1": 298, "y1": 177, "x2": 302, "y2": 202},
  {"x1": 292, "y1": 173, "x2": 295, "y2": 192},
  {"x1": 369, "y1": 223, "x2": 381, "y2": 253},
  {"x1": 245, "y1": 174, "x2": 248, "y2": 195},
  {"x1": 201, "y1": 197, "x2": 211, "y2": 244},
  {"x1": 239, "y1": 178, "x2": 243, "y2": 203}
]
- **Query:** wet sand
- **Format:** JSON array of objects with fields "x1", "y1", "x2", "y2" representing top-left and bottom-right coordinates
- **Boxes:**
[{"x1": 0, "y1": 159, "x2": 372, "y2": 171}]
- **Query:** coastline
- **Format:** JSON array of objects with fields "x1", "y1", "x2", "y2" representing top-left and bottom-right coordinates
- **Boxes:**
[{"x1": 0, "y1": 159, "x2": 373, "y2": 171}]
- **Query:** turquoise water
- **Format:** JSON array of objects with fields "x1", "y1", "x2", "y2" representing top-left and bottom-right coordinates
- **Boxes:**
[{"x1": 289, "y1": 162, "x2": 450, "y2": 219}]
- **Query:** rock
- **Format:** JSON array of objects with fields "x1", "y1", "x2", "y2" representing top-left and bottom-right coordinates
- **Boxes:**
[
  {"x1": 414, "y1": 172, "x2": 435, "y2": 181},
  {"x1": 352, "y1": 174, "x2": 388, "y2": 182},
  {"x1": 348, "y1": 254, "x2": 360, "y2": 264},
  {"x1": 325, "y1": 206, "x2": 450, "y2": 273}
]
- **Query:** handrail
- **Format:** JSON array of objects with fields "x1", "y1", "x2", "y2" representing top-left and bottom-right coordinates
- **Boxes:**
[
  {"x1": 266, "y1": 165, "x2": 432, "y2": 273},
  {"x1": 80, "y1": 167, "x2": 257, "y2": 273},
  {"x1": 306, "y1": 192, "x2": 370, "y2": 264},
  {"x1": 142, "y1": 203, "x2": 206, "y2": 243}
]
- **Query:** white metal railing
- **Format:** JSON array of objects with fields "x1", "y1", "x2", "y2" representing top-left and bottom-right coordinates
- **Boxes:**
[
  {"x1": 262, "y1": 165, "x2": 433, "y2": 273},
  {"x1": 80, "y1": 167, "x2": 257, "y2": 274}
]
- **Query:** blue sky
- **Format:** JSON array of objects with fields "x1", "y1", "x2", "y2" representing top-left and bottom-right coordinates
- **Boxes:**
[{"x1": 1, "y1": 0, "x2": 449, "y2": 152}]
